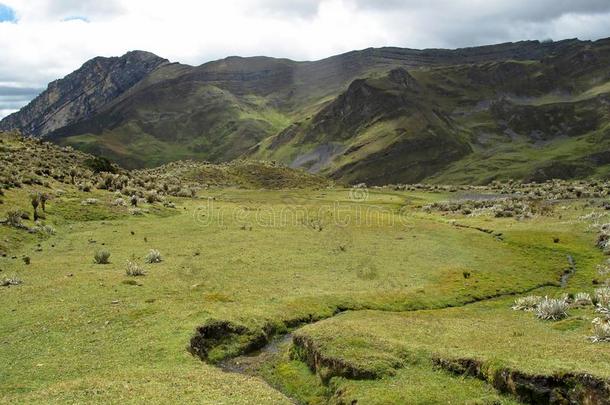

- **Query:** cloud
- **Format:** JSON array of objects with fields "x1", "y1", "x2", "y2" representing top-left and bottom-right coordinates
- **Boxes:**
[
  {"x1": 0, "y1": 0, "x2": 609, "y2": 119},
  {"x1": 0, "y1": 85, "x2": 41, "y2": 119},
  {"x1": 0, "y1": 85, "x2": 43, "y2": 96},
  {"x1": 252, "y1": 0, "x2": 322, "y2": 18}
]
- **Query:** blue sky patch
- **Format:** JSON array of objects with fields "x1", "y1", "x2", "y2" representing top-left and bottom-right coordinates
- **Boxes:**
[{"x1": 0, "y1": 3, "x2": 16, "y2": 23}]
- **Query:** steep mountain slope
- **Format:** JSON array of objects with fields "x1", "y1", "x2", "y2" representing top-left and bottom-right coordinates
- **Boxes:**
[
  {"x1": 253, "y1": 68, "x2": 471, "y2": 184},
  {"x1": 0, "y1": 51, "x2": 168, "y2": 137},
  {"x1": 254, "y1": 38, "x2": 610, "y2": 184},
  {"x1": 2, "y1": 38, "x2": 610, "y2": 183}
]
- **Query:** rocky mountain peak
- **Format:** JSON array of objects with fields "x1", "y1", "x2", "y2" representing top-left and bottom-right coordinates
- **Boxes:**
[{"x1": 0, "y1": 51, "x2": 168, "y2": 137}]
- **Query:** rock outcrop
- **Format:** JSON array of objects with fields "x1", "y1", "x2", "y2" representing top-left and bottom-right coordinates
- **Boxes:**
[{"x1": 0, "y1": 51, "x2": 168, "y2": 136}]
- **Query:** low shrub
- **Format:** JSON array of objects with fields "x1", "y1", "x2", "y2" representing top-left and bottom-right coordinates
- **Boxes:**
[
  {"x1": 85, "y1": 156, "x2": 117, "y2": 174},
  {"x1": 145, "y1": 191, "x2": 159, "y2": 204}
]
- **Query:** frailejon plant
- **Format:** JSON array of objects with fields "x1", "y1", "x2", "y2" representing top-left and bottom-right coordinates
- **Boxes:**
[
  {"x1": 1, "y1": 274, "x2": 22, "y2": 287},
  {"x1": 511, "y1": 295, "x2": 542, "y2": 311},
  {"x1": 125, "y1": 260, "x2": 146, "y2": 276},
  {"x1": 572, "y1": 292, "x2": 592, "y2": 307},
  {"x1": 535, "y1": 297, "x2": 568, "y2": 321},
  {"x1": 145, "y1": 249, "x2": 162, "y2": 264},
  {"x1": 591, "y1": 318, "x2": 610, "y2": 343},
  {"x1": 594, "y1": 287, "x2": 610, "y2": 306}
]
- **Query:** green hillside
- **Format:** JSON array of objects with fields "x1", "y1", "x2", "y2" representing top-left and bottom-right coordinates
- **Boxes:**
[{"x1": 3, "y1": 38, "x2": 610, "y2": 184}]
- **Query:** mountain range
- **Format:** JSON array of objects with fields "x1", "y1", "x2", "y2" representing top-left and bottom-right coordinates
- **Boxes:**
[{"x1": 2, "y1": 38, "x2": 609, "y2": 185}]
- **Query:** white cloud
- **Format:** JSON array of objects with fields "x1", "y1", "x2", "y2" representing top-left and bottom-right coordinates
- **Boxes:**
[{"x1": 0, "y1": 0, "x2": 610, "y2": 119}]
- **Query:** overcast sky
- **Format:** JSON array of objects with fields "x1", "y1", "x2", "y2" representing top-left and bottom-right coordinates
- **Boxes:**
[{"x1": 1, "y1": 0, "x2": 610, "y2": 119}]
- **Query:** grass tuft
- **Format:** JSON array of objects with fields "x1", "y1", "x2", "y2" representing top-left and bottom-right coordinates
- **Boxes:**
[{"x1": 93, "y1": 250, "x2": 111, "y2": 264}]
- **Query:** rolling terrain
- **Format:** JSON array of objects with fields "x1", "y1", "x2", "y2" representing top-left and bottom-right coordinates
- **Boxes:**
[
  {"x1": 2, "y1": 131, "x2": 610, "y2": 403},
  {"x1": 2, "y1": 38, "x2": 610, "y2": 184}
]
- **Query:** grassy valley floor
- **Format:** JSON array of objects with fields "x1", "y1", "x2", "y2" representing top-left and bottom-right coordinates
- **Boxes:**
[{"x1": 1, "y1": 184, "x2": 608, "y2": 403}]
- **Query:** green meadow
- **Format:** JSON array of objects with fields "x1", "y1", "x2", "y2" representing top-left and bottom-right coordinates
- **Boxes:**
[{"x1": 1, "y1": 181, "x2": 609, "y2": 404}]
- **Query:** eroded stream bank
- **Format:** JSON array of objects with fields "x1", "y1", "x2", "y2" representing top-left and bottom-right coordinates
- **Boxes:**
[{"x1": 187, "y1": 278, "x2": 610, "y2": 404}]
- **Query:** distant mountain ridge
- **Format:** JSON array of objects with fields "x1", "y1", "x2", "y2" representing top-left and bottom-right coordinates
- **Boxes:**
[{"x1": 2, "y1": 38, "x2": 610, "y2": 184}]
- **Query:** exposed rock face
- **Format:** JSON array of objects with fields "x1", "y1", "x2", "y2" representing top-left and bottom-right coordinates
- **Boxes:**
[{"x1": 0, "y1": 51, "x2": 168, "y2": 136}]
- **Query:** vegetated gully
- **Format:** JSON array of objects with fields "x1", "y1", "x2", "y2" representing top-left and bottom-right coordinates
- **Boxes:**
[{"x1": 188, "y1": 227, "x2": 599, "y2": 404}]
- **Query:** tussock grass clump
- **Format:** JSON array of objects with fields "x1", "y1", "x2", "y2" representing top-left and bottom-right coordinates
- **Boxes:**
[
  {"x1": 511, "y1": 295, "x2": 542, "y2": 311},
  {"x1": 125, "y1": 260, "x2": 146, "y2": 276},
  {"x1": 145, "y1": 249, "x2": 162, "y2": 263},
  {"x1": 535, "y1": 297, "x2": 568, "y2": 321},
  {"x1": 1, "y1": 275, "x2": 22, "y2": 287},
  {"x1": 93, "y1": 250, "x2": 111, "y2": 264}
]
